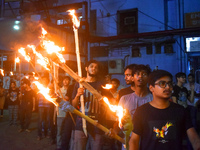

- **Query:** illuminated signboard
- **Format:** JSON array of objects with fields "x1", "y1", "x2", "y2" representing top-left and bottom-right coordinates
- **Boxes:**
[{"x1": 186, "y1": 37, "x2": 200, "y2": 52}]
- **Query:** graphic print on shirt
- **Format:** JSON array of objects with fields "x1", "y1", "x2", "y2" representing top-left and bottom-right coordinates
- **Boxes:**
[
  {"x1": 149, "y1": 120, "x2": 176, "y2": 144},
  {"x1": 10, "y1": 91, "x2": 18, "y2": 102},
  {"x1": 178, "y1": 91, "x2": 187, "y2": 102},
  {"x1": 153, "y1": 122, "x2": 173, "y2": 138},
  {"x1": 81, "y1": 88, "x2": 102, "y2": 120}
]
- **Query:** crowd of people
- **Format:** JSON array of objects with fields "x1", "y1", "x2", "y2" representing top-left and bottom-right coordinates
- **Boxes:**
[{"x1": 0, "y1": 60, "x2": 200, "y2": 150}]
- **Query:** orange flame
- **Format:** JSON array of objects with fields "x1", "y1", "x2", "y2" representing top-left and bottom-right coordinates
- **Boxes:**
[
  {"x1": 15, "y1": 57, "x2": 20, "y2": 63},
  {"x1": 18, "y1": 48, "x2": 31, "y2": 62},
  {"x1": 68, "y1": 9, "x2": 80, "y2": 28},
  {"x1": 102, "y1": 84, "x2": 113, "y2": 89},
  {"x1": 33, "y1": 81, "x2": 57, "y2": 106},
  {"x1": 24, "y1": 75, "x2": 29, "y2": 79},
  {"x1": 27, "y1": 45, "x2": 51, "y2": 71},
  {"x1": 0, "y1": 69, "x2": 4, "y2": 76},
  {"x1": 40, "y1": 28, "x2": 66, "y2": 63},
  {"x1": 103, "y1": 97, "x2": 125, "y2": 128},
  {"x1": 10, "y1": 72, "x2": 13, "y2": 76}
]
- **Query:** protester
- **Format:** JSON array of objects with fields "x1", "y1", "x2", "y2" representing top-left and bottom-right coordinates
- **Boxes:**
[
  {"x1": 7, "y1": 81, "x2": 20, "y2": 126},
  {"x1": 129, "y1": 70, "x2": 200, "y2": 150},
  {"x1": 61, "y1": 80, "x2": 77, "y2": 150},
  {"x1": 71, "y1": 60, "x2": 108, "y2": 150},
  {"x1": 0, "y1": 81, "x2": 5, "y2": 117},
  {"x1": 184, "y1": 73, "x2": 200, "y2": 106},
  {"x1": 117, "y1": 64, "x2": 136, "y2": 101},
  {"x1": 184, "y1": 73, "x2": 200, "y2": 149},
  {"x1": 172, "y1": 72, "x2": 194, "y2": 108},
  {"x1": 18, "y1": 78, "x2": 35, "y2": 132},
  {"x1": 103, "y1": 78, "x2": 121, "y2": 150},
  {"x1": 107, "y1": 64, "x2": 152, "y2": 150},
  {"x1": 56, "y1": 76, "x2": 71, "y2": 150},
  {"x1": 37, "y1": 76, "x2": 54, "y2": 143}
]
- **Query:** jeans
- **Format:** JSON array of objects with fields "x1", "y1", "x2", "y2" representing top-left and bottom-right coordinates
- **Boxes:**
[
  {"x1": 19, "y1": 105, "x2": 32, "y2": 129},
  {"x1": 73, "y1": 130, "x2": 103, "y2": 150},
  {"x1": 61, "y1": 114, "x2": 76, "y2": 150},
  {"x1": 8, "y1": 105, "x2": 19, "y2": 125},
  {"x1": 38, "y1": 107, "x2": 54, "y2": 138},
  {"x1": 57, "y1": 117, "x2": 65, "y2": 149}
]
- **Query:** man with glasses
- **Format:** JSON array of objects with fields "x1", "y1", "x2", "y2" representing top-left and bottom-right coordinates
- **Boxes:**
[
  {"x1": 172, "y1": 72, "x2": 194, "y2": 108},
  {"x1": 107, "y1": 64, "x2": 152, "y2": 149},
  {"x1": 129, "y1": 70, "x2": 200, "y2": 150}
]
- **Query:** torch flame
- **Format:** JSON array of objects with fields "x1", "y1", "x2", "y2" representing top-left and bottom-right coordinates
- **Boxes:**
[
  {"x1": 33, "y1": 81, "x2": 57, "y2": 106},
  {"x1": 103, "y1": 97, "x2": 125, "y2": 128},
  {"x1": 68, "y1": 9, "x2": 80, "y2": 29},
  {"x1": 27, "y1": 45, "x2": 51, "y2": 71},
  {"x1": 15, "y1": 57, "x2": 20, "y2": 63},
  {"x1": 40, "y1": 28, "x2": 66, "y2": 63},
  {"x1": 18, "y1": 48, "x2": 31, "y2": 62},
  {"x1": 102, "y1": 84, "x2": 113, "y2": 89},
  {"x1": 0, "y1": 69, "x2": 4, "y2": 76},
  {"x1": 10, "y1": 72, "x2": 13, "y2": 76}
]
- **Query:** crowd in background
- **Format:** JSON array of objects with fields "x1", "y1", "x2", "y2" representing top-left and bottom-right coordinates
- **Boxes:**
[{"x1": 0, "y1": 60, "x2": 200, "y2": 150}]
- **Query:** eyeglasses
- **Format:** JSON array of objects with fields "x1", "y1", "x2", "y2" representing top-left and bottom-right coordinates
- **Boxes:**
[{"x1": 154, "y1": 81, "x2": 173, "y2": 88}]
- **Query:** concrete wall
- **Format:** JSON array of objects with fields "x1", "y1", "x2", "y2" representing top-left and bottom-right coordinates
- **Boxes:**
[{"x1": 88, "y1": 0, "x2": 200, "y2": 85}]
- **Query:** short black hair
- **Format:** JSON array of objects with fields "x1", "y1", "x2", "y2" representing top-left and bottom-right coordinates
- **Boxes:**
[
  {"x1": 111, "y1": 78, "x2": 120, "y2": 85},
  {"x1": 148, "y1": 70, "x2": 173, "y2": 86},
  {"x1": 85, "y1": 60, "x2": 99, "y2": 68},
  {"x1": 134, "y1": 64, "x2": 152, "y2": 75},
  {"x1": 63, "y1": 76, "x2": 71, "y2": 81},
  {"x1": 175, "y1": 72, "x2": 186, "y2": 80},
  {"x1": 188, "y1": 73, "x2": 195, "y2": 78},
  {"x1": 124, "y1": 64, "x2": 137, "y2": 75},
  {"x1": 22, "y1": 78, "x2": 31, "y2": 86}
]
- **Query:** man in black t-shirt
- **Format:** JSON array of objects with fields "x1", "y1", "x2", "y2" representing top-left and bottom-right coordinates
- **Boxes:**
[
  {"x1": 117, "y1": 64, "x2": 136, "y2": 101},
  {"x1": 19, "y1": 79, "x2": 35, "y2": 132},
  {"x1": 172, "y1": 72, "x2": 194, "y2": 108},
  {"x1": 129, "y1": 70, "x2": 200, "y2": 150},
  {"x1": 71, "y1": 60, "x2": 109, "y2": 150}
]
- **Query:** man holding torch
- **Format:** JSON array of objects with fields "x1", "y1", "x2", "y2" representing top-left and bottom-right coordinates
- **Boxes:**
[
  {"x1": 129, "y1": 70, "x2": 200, "y2": 150},
  {"x1": 71, "y1": 60, "x2": 109, "y2": 150}
]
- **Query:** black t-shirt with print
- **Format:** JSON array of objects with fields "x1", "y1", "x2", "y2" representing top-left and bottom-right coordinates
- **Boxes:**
[
  {"x1": 172, "y1": 85, "x2": 189, "y2": 107},
  {"x1": 8, "y1": 88, "x2": 20, "y2": 105},
  {"x1": 172, "y1": 85, "x2": 189, "y2": 101},
  {"x1": 72, "y1": 80, "x2": 111, "y2": 134},
  {"x1": 132, "y1": 102, "x2": 193, "y2": 150}
]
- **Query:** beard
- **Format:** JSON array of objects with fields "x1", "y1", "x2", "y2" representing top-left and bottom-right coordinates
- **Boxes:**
[{"x1": 88, "y1": 73, "x2": 97, "y2": 77}]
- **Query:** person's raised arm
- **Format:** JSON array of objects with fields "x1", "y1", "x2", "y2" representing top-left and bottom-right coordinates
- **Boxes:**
[
  {"x1": 129, "y1": 132, "x2": 140, "y2": 150},
  {"x1": 187, "y1": 127, "x2": 200, "y2": 150}
]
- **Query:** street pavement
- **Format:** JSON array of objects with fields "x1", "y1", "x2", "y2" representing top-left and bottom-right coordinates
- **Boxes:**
[{"x1": 0, "y1": 110, "x2": 56, "y2": 150}]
